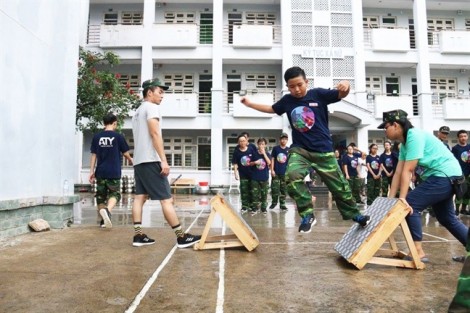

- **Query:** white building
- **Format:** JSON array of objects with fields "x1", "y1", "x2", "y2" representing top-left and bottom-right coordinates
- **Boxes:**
[{"x1": 80, "y1": 0, "x2": 470, "y2": 187}]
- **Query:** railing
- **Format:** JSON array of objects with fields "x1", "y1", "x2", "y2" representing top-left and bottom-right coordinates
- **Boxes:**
[
  {"x1": 362, "y1": 26, "x2": 409, "y2": 48},
  {"x1": 428, "y1": 28, "x2": 470, "y2": 49},
  {"x1": 87, "y1": 25, "x2": 101, "y2": 45},
  {"x1": 223, "y1": 90, "x2": 282, "y2": 114},
  {"x1": 86, "y1": 23, "x2": 214, "y2": 46},
  {"x1": 223, "y1": 23, "x2": 282, "y2": 45}
]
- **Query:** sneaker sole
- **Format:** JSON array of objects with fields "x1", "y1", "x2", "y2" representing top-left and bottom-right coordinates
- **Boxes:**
[
  {"x1": 99, "y1": 209, "x2": 112, "y2": 228},
  {"x1": 132, "y1": 241, "x2": 156, "y2": 247},
  {"x1": 177, "y1": 239, "x2": 201, "y2": 249},
  {"x1": 299, "y1": 219, "x2": 317, "y2": 233}
]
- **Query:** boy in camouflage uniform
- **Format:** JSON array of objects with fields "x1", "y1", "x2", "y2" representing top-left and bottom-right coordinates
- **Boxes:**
[
  {"x1": 448, "y1": 229, "x2": 470, "y2": 312},
  {"x1": 270, "y1": 133, "x2": 290, "y2": 211},
  {"x1": 90, "y1": 113, "x2": 133, "y2": 228},
  {"x1": 241, "y1": 66, "x2": 370, "y2": 233}
]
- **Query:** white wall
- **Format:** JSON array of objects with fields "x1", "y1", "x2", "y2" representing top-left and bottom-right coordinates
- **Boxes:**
[{"x1": 0, "y1": 0, "x2": 84, "y2": 200}]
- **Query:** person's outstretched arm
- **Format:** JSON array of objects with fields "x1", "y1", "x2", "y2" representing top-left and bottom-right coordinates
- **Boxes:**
[{"x1": 240, "y1": 96, "x2": 275, "y2": 114}]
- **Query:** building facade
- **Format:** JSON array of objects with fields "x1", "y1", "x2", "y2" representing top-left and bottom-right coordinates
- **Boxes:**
[{"x1": 79, "y1": 0, "x2": 470, "y2": 187}]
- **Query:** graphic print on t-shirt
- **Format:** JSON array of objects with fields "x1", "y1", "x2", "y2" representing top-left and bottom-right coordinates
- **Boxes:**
[
  {"x1": 240, "y1": 155, "x2": 251, "y2": 166},
  {"x1": 290, "y1": 106, "x2": 315, "y2": 132},
  {"x1": 461, "y1": 150, "x2": 470, "y2": 163},
  {"x1": 98, "y1": 137, "x2": 115, "y2": 147},
  {"x1": 370, "y1": 160, "x2": 380, "y2": 170},
  {"x1": 277, "y1": 153, "x2": 287, "y2": 163},
  {"x1": 385, "y1": 157, "x2": 393, "y2": 168},
  {"x1": 350, "y1": 159, "x2": 358, "y2": 168},
  {"x1": 257, "y1": 159, "x2": 267, "y2": 170}
]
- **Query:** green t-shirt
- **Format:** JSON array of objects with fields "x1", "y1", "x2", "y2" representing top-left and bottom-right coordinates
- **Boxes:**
[{"x1": 399, "y1": 128, "x2": 462, "y2": 180}]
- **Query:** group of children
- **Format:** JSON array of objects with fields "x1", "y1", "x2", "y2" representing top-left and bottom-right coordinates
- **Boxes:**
[
  {"x1": 232, "y1": 131, "x2": 289, "y2": 215},
  {"x1": 338, "y1": 141, "x2": 399, "y2": 206}
]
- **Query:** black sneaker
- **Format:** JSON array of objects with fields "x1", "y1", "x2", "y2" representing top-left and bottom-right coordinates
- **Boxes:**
[
  {"x1": 269, "y1": 204, "x2": 276, "y2": 210},
  {"x1": 99, "y1": 220, "x2": 105, "y2": 228},
  {"x1": 280, "y1": 206, "x2": 288, "y2": 212},
  {"x1": 250, "y1": 209, "x2": 259, "y2": 216},
  {"x1": 262, "y1": 209, "x2": 267, "y2": 215},
  {"x1": 452, "y1": 255, "x2": 466, "y2": 263},
  {"x1": 240, "y1": 208, "x2": 248, "y2": 213},
  {"x1": 177, "y1": 233, "x2": 201, "y2": 248},
  {"x1": 353, "y1": 214, "x2": 370, "y2": 227},
  {"x1": 298, "y1": 214, "x2": 316, "y2": 233},
  {"x1": 133, "y1": 234, "x2": 156, "y2": 247},
  {"x1": 99, "y1": 208, "x2": 112, "y2": 228}
]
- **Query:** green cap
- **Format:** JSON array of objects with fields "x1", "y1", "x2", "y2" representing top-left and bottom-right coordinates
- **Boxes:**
[
  {"x1": 142, "y1": 78, "x2": 169, "y2": 90},
  {"x1": 377, "y1": 109, "x2": 408, "y2": 129}
]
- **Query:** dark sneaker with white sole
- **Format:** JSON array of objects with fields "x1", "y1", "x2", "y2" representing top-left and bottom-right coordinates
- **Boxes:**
[
  {"x1": 177, "y1": 233, "x2": 201, "y2": 248},
  {"x1": 353, "y1": 214, "x2": 370, "y2": 227},
  {"x1": 99, "y1": 208, "x2": 112, "y2": 228},
  {"x1": 298, "y1": 214, "x2": 316, "y2": 233},
  {"x1": 133, "y1": 234, "x2": 156, "y2": 247},
  {"x1": 99, "y1": 220, "x2": 105, "y2": 228}
]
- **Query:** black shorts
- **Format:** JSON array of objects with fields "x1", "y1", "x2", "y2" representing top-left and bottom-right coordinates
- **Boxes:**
[{"x1": 134, "y1": 162, "x2": 171, "y2": 200}]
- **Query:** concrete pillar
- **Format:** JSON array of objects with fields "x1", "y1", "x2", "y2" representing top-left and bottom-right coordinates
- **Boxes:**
[
  {"x1": 78, "y1": 0, "x2": 90, "y2": 46},
  {"x1": 357, "y1": 126, "x2": 369, "y2": 151},
  {"x1": 352, "y1": 0, "x2": 367, "y2": 110},
  {"x1": 413, "y1": 0, "x2": 433, "y2": 131},
  {"x1": 210, "y1": 0, "x2": 224, "y2": 185},
  {"x1": 141, "y1": 0, "x2": 155, "y2": 81}
]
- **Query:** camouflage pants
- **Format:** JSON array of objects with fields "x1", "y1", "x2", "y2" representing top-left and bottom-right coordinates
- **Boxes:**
[
  {"x1": 286, "y1": 147, "x2": 360, "y2": 219},
  {"x1": 449, "y1": 229, "x2": 470, "y2": 312},
  {"x1": 367, "y1": 177, "x2": 382, "y2": 205},
  {"x1": 270, "y1": 174, "x2": 287, "y2": 207},
  {"x1": 347, "y1": 176, "x2": 362, "y2": 203},
  {"x1": 95, "y1": 178, "x2": 121, "y2": 208},
  {"x1": 239, "y1": 178, "x2": 252, "y2": 210},
  {"x1": 252, "y1": 180, "x2": 269, "y2": 211},
  {"x1": 455, "y1": 176, "x2": 470, "y2": 207},
  {"x1": 381, "y1": 176, "x2": 393, "y2": 197}
]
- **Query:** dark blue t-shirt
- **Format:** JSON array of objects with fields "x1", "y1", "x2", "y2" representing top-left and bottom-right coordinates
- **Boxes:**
[
  {"x1": 341, "y1": 154, "x2": 359, "y2": 177},
  {"x1": 251, "y1": 150, "x2": 271, "y2": 181},
  {"x1": 90, "y1": 130, "x2": 130, "y2": 179},
  {"x1": 452, "y1": 144, "x2": 470, "y2": 176},
  {"x1": 271, "y1": 145, "x2": 289, "y2": 175},
  {"x1": 366, "y1": 155, "x2": 381, "y2": 178},
  {"x1": 272, "y1": 88, "x2": 340, "y2": 153},
  {"x1": 379, "y1": 152, "x2": 394, "y2": 177},
  {"x1": 231, "y1": 145, "x2": 255, "y2": 179}
]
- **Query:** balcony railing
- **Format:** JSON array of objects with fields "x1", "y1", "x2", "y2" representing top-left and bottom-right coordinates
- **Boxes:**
[
  {"x1": 223, "y1": 90, "x2": 282, "y2": 114},
  {"x1": 86, "y1": 23, "x2": 213, "y2": 47},
  {"x1": 223, "y1": 23, "x2": 282, "y2": 46},
  {"x1": 363, "y1": 26, "x2": 410, "y2": 51}
]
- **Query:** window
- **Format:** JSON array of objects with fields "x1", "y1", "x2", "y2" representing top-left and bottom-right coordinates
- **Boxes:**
[
  {"x1": 164, "y1": 12, "x2": 195, "y2": 23},
  {"x1": 245, "y1": 12, "x2": 276, "y2": 25},
  {"x1": 163, "y1": 74, "x2": 193, "y2": 93},
  {"x1": 381, "y1": 16, "x2": 396, "y2": 28},
  {"x1": 118, "y1": 74, "x2": 140, "y2": 94},
  {"x1": 363, "y1": 16, "x2": 379, "y2": 28},
  {"x1": 164, "y1": 138, "x2": 196, "y2": 169},
  {"x1": 427, "y1": 18, "x2": 454, "y2": 45},
  {"x1": 245, "y1": 73, "x2": 277, "y2": 90},
  {"x1": 200, "y1": 13, "x2": 213, "y2": 44},
  {"x1": 121, "y1": 12, "x2": 143, "y2": 25},
  {"x1": 385, "y1": 77, "x2": 399, "y2": 96},
  {"x1": 103, "y1": 13, "x2": 118, "y2": 25},
  {"x1": 430, "y1": 77, "x2": 457, "y2": 99},
  {"x1": 366, "y1": 76, "x2": 382, "y2": 94}
]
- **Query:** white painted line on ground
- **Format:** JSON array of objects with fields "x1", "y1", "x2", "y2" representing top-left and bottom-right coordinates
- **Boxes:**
[
  {"x1": 215, "y1": 222, "x2": 227, "y2": 313},
  {"x1": 422, "y1": 232, "x2": 450, "y2": 241},
  {"x1": 260, "y1": 239, "x2": 458, "y2": 245},
  {"x1": 125, "y1": 207, "x2": 205, "y2": 313}
]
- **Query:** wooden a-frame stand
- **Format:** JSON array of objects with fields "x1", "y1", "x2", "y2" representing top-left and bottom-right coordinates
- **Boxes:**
[
  {"x1": 335, "y1": 198, "x2": 425, "y2": 270},
  {"x1": 194, "y1": 194, "x2": 259, "y2": 251}
]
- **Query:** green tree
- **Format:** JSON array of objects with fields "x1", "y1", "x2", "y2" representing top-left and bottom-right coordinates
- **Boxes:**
[{"x1": 76, "y1": 47, "x2": 140, "y2": 132}]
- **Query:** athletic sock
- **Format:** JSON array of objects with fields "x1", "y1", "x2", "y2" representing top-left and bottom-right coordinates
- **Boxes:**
[
  {"x1": 172, "y1": 224, "x2": 184, "y2": 238},
  {"x1": 134, "y1": 223, "x2": 143, "y2": 235}
]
